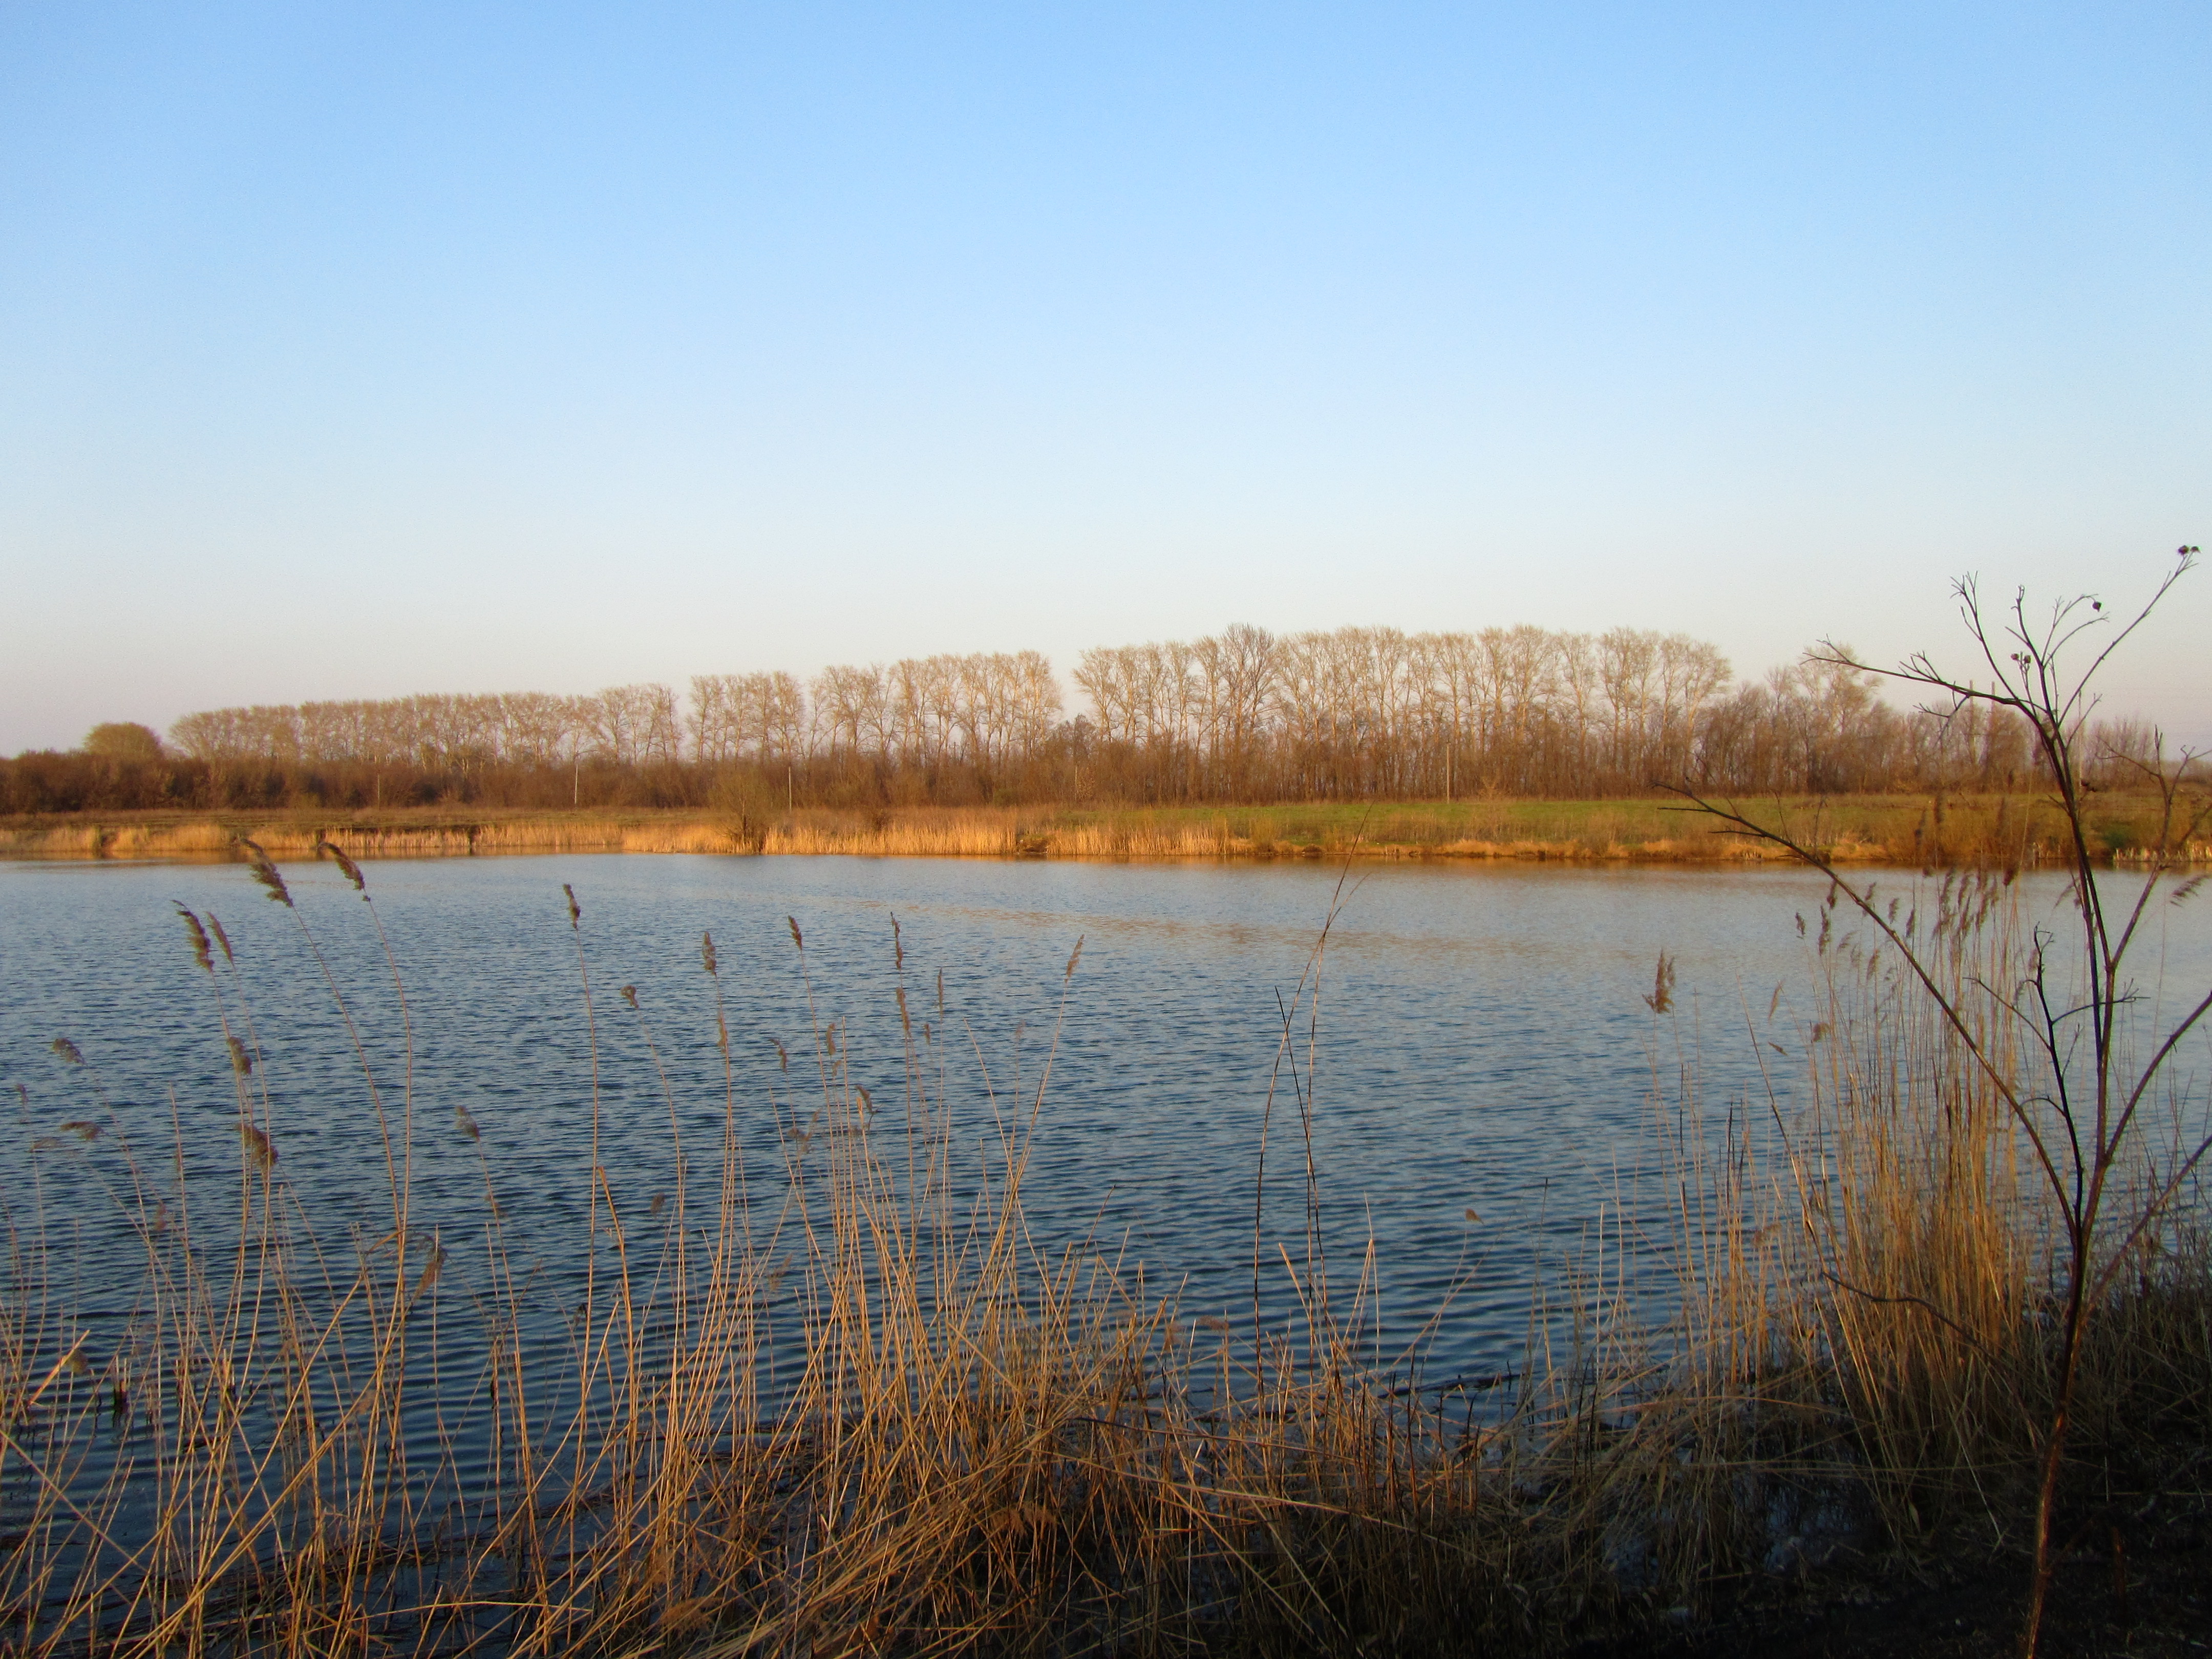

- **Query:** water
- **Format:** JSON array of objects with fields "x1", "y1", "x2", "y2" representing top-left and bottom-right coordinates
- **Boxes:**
[
  {"x1": 25, "y1": 851, "x2": 2187, "y2": 1385},
  {"x1": 12, "y1": 854, "x2": 2212, "y2": 1426},
  {"x1": 8, "y1": 850, "x2": 2212, "y2": 1641}
]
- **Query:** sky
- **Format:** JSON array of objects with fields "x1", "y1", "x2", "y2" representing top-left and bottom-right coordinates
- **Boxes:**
[{"x1": 3, "y1": 2, "x2": 2206, "y2": 753}]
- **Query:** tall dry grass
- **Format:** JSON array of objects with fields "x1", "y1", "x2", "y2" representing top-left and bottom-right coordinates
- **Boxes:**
[
  {"x1": 1513, "y1": 869, "x2": 2212, "y2": 1631},
  {"x1": 3, "y1": 862, "x2": 2208, "y2": 1657},
  {"x1": 1, "y1": 866, "x2": 1546, "y2": 1657},
  {"x1": 11, "y1": 795, "x2": 2210, "y2": 868}
]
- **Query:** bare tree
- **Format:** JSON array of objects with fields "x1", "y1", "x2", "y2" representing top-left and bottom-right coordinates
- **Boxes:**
[{"x1": 1675, "y1": 547, "x2": 2211, "y2": 1657}]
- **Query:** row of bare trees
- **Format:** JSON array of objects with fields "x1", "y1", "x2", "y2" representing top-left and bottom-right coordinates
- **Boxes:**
[
  {"x1": 166, "y1": 687, "x2": 685, "y2": 772},
  {"x1": 796, "y1": 652, "x2": 1064, "y2": 771},
  {"x1": 1071, "y1": 624, "x2": 1740, "y2": 798},
  {"x1": 137, "y1": 625, "x2": 2038, "y2": 806},
  {"x1": 1069, "y1": 623, "x2": 2031, "y2": 799},
  {"x1": 164, "y1": 654, "x2": 1066, "y2": 773}
]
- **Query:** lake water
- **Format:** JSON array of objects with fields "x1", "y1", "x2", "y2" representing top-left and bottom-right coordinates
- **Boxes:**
[{"x1": 8, "y1": 852, "x2": 2210, "y2": 1399}]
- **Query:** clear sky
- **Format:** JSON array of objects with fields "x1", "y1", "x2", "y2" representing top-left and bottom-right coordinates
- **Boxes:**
[{"x1": 3, "y1": 2, "x2": 2206, "y2": 753}]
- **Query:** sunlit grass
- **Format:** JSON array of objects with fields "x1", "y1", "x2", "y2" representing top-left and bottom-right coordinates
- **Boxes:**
[{"x1": 5, "y1": 792, "x2": 2204, "y2": 867}]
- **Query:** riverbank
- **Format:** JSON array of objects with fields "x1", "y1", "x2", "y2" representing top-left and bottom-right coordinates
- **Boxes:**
[{"x1": 3, "y1": 793, "x2": 2201, "y2": 866}]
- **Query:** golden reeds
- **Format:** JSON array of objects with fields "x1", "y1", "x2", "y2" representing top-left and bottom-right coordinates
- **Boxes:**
[
  {"x1": 8, "y1": 797, "x2": 2207, "y2": 868},
  {"x1": 2, "y1": 861, "x2": 2207, "y2": 1658}
]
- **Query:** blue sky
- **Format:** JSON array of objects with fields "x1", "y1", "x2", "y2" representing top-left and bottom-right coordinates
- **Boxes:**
[{"x1": 3, "y1": 2, "x2": 2206, "y2": 751}]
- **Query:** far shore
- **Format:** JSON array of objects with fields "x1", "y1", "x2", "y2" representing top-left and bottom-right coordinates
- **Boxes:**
[{"x1": 3, "y1": 794, "x2": 2201, "y2": 868}]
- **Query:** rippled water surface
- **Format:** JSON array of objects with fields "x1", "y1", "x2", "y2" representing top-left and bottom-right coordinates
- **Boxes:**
[{"x1": 8, "y1": 853, "x2": 2209, "y2": 1384}]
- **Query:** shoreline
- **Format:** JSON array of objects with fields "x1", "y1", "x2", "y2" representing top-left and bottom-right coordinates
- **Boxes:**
[{"x1": 3, "y1": 794, "x2": 2202, "y2": 868}]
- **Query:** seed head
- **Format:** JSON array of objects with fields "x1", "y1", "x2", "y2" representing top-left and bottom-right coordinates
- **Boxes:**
[
  {"x1": 227, "y1": 1036, "x2": 253, "y2": 1076},
  {"x1": 316, "y1": 839, "x2": 368, "y2": 895},
  {"x1": 174, "y1": 903, "x2": 213, "y2": 973},
  {"x1": 563, "y1": 884, "x2": 581, "y2": 925},
  {"x1": 240, "y1": 1122, "x2": 277, "y2": 1173},
  {"x1": 413, "y1": 1239, "x2": 445, "y2": 1299},
  {"x1": 701, "y1": 931, "x2": 718, "y2": 976},
  {"x1": 52, "y1": 1037, "x2": 85, "y2": 1066},
  {"x1": 235, "y1": 838, "x2": 291, "y2": 907}
]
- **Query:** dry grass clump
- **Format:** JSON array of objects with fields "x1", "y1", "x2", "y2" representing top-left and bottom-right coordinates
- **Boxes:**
[
  {"x1": 0, "y1": 816, "x2": 751, "y2": 863},
  {"x1": 764, "y1": 807, "x2": 1036, "y2": 859},
  {"x1": 1504, "y1": 871, "x2": 2211, "y2": 1649},
  {"x1": 1685, "y1": 556, "x2": 2212, "y2": 1653},
  {"x1": 3, "y1": 861, "x2": 2208, "y2": 1658}
]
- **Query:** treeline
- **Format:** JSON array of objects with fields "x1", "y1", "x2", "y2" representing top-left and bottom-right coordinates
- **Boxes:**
[{"x1": 4, "y1": 625, "x2": 2068, "y2": 817}]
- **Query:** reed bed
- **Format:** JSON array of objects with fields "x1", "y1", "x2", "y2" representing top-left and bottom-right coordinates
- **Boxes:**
[
  {"x1": 3, "y1": 862, "x2": 2208, "y2": 1658},
  {"x1": 8, "y1": 794, "x2": 2205, "y2": 867}
]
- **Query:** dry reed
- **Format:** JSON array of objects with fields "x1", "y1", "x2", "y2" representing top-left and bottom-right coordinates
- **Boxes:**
[
  {"x1": 9, "y1": 797, "x2": 2208, "y2": 868},
  {"x1": 2, "y1": 863, "x2": 2207, "y2": 1658}
]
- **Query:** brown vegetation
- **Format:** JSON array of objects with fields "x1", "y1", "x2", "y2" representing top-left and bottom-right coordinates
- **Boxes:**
[
  {"x1": 18, "y1": 616, "x2": 2132, "y2": 821},
  {"x1": 3, "y1": 832, "x2": 2208, "y2": 1658},
  {"x1": 1681, "y1": 549, "x2": 2212, "y2": 1654},
  {"x1": 5, "y1": 794, "x2": 2205, "y2": 868}
]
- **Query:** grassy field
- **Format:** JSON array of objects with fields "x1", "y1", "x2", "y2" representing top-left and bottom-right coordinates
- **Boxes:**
[{"x1": 3, "y1": 792, "x2": 2203, "y2": 866}]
